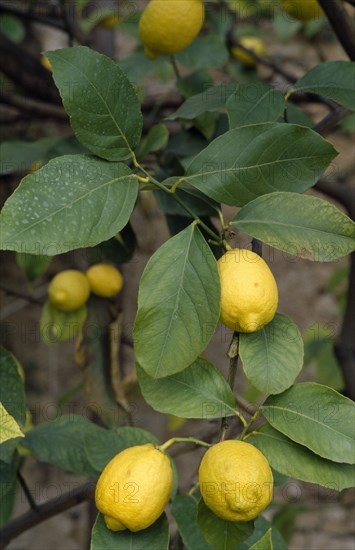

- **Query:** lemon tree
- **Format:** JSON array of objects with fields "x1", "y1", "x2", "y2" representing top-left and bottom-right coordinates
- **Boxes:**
[{"x1": 0, "y1": 1, "x2": 355, "y2": 549}]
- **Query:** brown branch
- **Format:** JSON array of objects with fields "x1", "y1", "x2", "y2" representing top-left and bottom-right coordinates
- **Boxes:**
[
  {"x1": 0, "y1": 91, "x2": 67, "y2": 120},
  {"x1": 0, "y1": 283, "x2": 43, "y2": 305},
  {"x1": 0, "y1": 482, "x2": 95, "y2": 549},
  {"x1": 312, "y1": 106, "x2": 352, "y2": 135},
  {"x1": 317, "y1": 0, "x2": 355, "y2": 61}
]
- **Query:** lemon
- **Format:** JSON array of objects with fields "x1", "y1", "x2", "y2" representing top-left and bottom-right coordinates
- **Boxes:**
[
  {"x1": 86, "y1": 263, "x2": 123, "y2": 298},
  {"x1": 232, "y1": 37, "x2": 266, "y2": 66},
  {"x1": 48, "y1": 270, "x2": 90, "y2": 312},
  {"x1": 282, "y1": 0, "x2": 323, "y2": 22},
  {"x1": 199, "y1": 440, "x2": 273, "y2": 522},
  {"x1": 95, "y1": 443, "x2": 174, "y2": 531},
  {"x1": 218, "y1": 249, "x2": 278, "y2": 333},
  {"x1": 98, "y1": 14, "x2": 119, "y2": 29},
  {"x1": 139, "y1": 0, "x2": 205, "y2": 59}
]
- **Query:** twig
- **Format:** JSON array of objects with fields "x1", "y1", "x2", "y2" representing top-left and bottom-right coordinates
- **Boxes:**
[
  {"x1": 252, "y1": 239, "x2": 263, "y2": 257},
  {"x1": 0, "y1": 91, "x2": 67, "y2": 120},
  {"x1": 317, "y1": 0, "x2": 355, "y2": 61},
  {"x1": 0, "y1": 481, "x2": 95, "y2": 549},
  {"x1": 0, "y1": 283, "x2": 43, "y2": 305},
  {"x1": 312, "y1": 105, "x2": 352, "y2": 135},
  {"x1": 17, "y1": 472, "x2": 38, "y2": 511}
]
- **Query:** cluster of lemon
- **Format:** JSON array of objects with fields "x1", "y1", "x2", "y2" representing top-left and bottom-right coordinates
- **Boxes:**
[
  {"x1": 48, "y1": 263, "x2": 123, "y2": 312},
  {"x1": 96, "y1": 440, "x2": 273, "y2": 531}
]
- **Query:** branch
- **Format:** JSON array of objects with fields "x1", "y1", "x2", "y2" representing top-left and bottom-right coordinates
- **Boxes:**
[
  {"x1": 312, "y1": 105, "x2": 352, "y2": 135},
  {"x1": 0, "y1": 283, "x2": 43, "y2": 305},
  {"x1": 317, "y1": 0, "x2": 355, "y2": 60},
  {"x1": 0, "y1": 482, "x2": 95, "y2": 549},
  {"x1": 1, "y1": 91, "x2": 67, "y2": 120}
]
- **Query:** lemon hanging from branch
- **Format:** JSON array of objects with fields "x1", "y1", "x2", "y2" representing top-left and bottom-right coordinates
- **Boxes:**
[{"x1": 139, "y1": 0, "x2": 205, "y2": 60}]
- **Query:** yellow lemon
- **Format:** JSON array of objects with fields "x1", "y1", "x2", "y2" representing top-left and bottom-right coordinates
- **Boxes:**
[
  {"x1": 48, "y1": 270, "x2": 90, "y2": 312},
  {"x1": 95, "y1": 444, "x2": 174, "y2": 531},
  {"x1": 139, "y1": 0, "x2": 205, "y2": 59},
  {"x1": 86, "y1": 263, "x2": 123, "y2": 298},
  {"x1": 199, "y1": 440, "x2": 273, "y2": 522},
  {"x1": 282, "y1": 0, "x2": 323, "y2": 22},
  {"x1": 218, "y1": 249, "x2": 278, "y2": 333},
  {"x1": 98, "y1": 14, "x2": 119, "y2": 29},
  {"x1": 232, "y1": 37, "x2": 266, "y2": 66}
]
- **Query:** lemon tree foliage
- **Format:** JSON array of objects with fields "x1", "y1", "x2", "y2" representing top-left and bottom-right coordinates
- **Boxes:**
[
  {"x1": 1, "y1": 10, "x2": 355, "y2": 547},
  {"x1": 134, "y1": 224, "x2": 220, "y2": 378},
  {"x1": 137, "y1": 358, "x2": 236, "y2": 418},
  {"x1": 232, "y1": 192, "x2": 355, "y2": 261},
  {"x1": 185, "y1": 123, "x2": 337, "y2": 206},
  {"x1": 239, "y1": 314, "x2": 304, "y2": 395},
  {"x1": 247, "y1": 425, "x2": 355, "y2": 491}
]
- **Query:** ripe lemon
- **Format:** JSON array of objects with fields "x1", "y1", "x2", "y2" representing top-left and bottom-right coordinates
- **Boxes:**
[
  {"x1": 199, "y1": 440, "x2": 273, "y2": 522},
  {"x1": 86, "y1": 263, "x2": 123, "y2": 298},
  {"x1": 218, "y1": 249, "x2": 278, "y2": 333},
  {"x1": 281, "y1": 0, "x2": 323, "y2": 22},
  {"x1": 95, "y1": 444, "x2": 174, "y2": 531},
  {"x1": 98, "y1": 14, "x2": 119, "y2": 29},
  {"x1": 232, "y1": 37, "x2": 266, "y2": 67},
  {"x1": 139, "y1": 0, "x2": 205, "y2": 59},
  {"x1": 48, "y1": 270, "x2": 90, "y2": 312}
]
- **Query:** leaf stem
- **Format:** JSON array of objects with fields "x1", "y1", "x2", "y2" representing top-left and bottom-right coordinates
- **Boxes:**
[
  {"x1": 170, "y1": 55, "x2": 182, "y2": 81},
  {"x1": 239, "y1": 408, "x2": 262, "y2": 440},
  {"x1": 158, "y1": 437, "x2": 211, "y2": 453}
]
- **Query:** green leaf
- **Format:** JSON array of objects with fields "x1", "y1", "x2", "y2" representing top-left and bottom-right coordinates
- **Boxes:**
[
  {"x1": 239, "y1": 314, "x2": 303, "y2": 395},
  {"x1": 138, "y1": 124, "x2": 169, "y2": 159},
  {"x1": 0, "y1": 155, "x2": 138, "y2": 254},
  {"x1": 232, "y1": 192, "x2": 355, "y2": 261},
  {"x1": 262, "y1": 383, "x2": 355, "y2": 464},
  {"x1": 0, "y1": 454, "x2": 20, "y2": 527},
  {"x1": 249, "y1": 528, "x2": 273, "y2": 550},
  {"x1": 197, "y1": 499, "x2": 254, "y2": 550},
  {"x1": 285, "y1": 103, "x2": 313, "y2": 127},
  {"x1": 16, "y1": 253, "x2": 51, "y2": 282},
  {"x1": 166, "y1": 83, "x2": 237, "y2": 120},
  {"x1": 40, "y1": 301, "x2": 87, "y2": 343},
  {"x1": 240, "y1": 516, "x2": 287, "y2": 550},
  {"x1": 46, "y1": 46, "x2": 142, "y2": 161},
  {"x1": 293, "y1": 61, "x2": 355, "y2": 111},
  {"x1": 177, "y1": 69, "x2": 214, "y2": 99},
  {"x1": 84, "y1": 426, "x2": 159, "y2": 473},
  {"x1": 273, "y1": 11, "x2": 302, "y2": 42},
  {"x1": 95, "y1": 222, "x2": 137, "y2": 264},
  {"x1": 0, "y1": 14, "x2": 25, "y2": 43},
  {"x1": 185, "y1": 124, "x2": 337, "y2": 207},
  {"x1": 0, "y1": 348, "x2": 26, "y2": 462},
  {"x1": 90, "y1": 512, "x2": 169, "y2": 550},
  {"x1": 227, "y1": 84, "x2": 285, "y2": 129},
  {"x1": 137, "y1": 358, "x2": 236, "y2": 419},
  {"x1": 247, "y1": 424, "x2": 355, "y2": 491},
  {"x1": 21, "y1": 415, "x2": 102, "y2": 477},
  {"x1": 175, "y1": 35, "x2": 229, "y2": 69},
  {"x1": 156, "y1": 184, "x2": 219, "y2": 218},
  {"x1": 171, "y1": 495, "x2": 214, "y2": 550},
  {"x1": 119, "y1": 51, "x2": 163, "y2": 82},
  {"x1": 0, "y1": 403, "x2": 24, "y2": 444},
  {"x1": 0, "y1": 137, "x2": 61, "y2": 175},
  {"x1": 134, "y1": 224, "x2": 220, "y2": 378}
]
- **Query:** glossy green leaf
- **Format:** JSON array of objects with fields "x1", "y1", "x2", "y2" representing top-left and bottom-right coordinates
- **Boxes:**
[
  {"x1": 134, "y1": 224, "x2": 220, "y2": 378},
  {"x1": 239, "y1": 314, "x2": 303, "y2": 395},
  {"x1": 185, "y1": 124, "x2": 337, "y2": 207},
  {"x1": 249, "y1": 528, "x2": 273, "y2": 550},
  {"x1": 239, "y1": 516, "x2": 287, "y2": 550},
  {"x1": 166, "y1": 83, "x2": 237, "y2": 120},
  {"x1": 197, "y1": 499, "x2": 254, "y2": 550},
  {"x1": 172, "y1": 495, "x2": 214, "y2": 550},
  {"x1": 262, "y1": 383, "x2": 355, "y2": 464},
  {"x1": 0, "y1": 155, "x2": 138, "y2": 255},
  {"x1": 84, "y1": 426, "x2": 159, "y2": 472},
  {"x1": 177, "y1": 69, "x2": 214, "y2": 99},
  {"x1": 138, "y1": 124, "x2": 169, "y2": 159},
  {"x1": 16, "y1": 253, "x2": 51, "y2": 282},
  {"x1": 175, "y1": 35, "x2": 229, "y2": 69},
  {"x1": 21, "y1": 415, "x2": 102, "y2": 477},
  {"x1": 0, "y1": 14, "x2": 25, "y2": 43},
  {"x1": 46, "y1": 46, "x2": 142, "y2": 160},
  {"x1": 227, "y1": 84, "x2": 285, "y2": 129},
  {"x1": 95, "y1": 222, "x2": 137, "y2": 264},
  {"x1": 0, "y1": 403, "x2": 24, "y2": 444},
  {"x1": 293, "y1": 61, "x2": 355, "y2": 111},
  {"x1": 232, "y1": 192, "x2": 355, "y2": 261},
  {"x1": 90, "y1": 512, "x2": 169, "y2": 550},
  {"x1": 137, "y1": 358, "x2": 236, "y2": 418},
  {"x1": 40, "y1": 302, "x2": 87, "y2": 343},
  {"x1": 248, "y1": 424, "x2": 355, "y2": 491}
]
